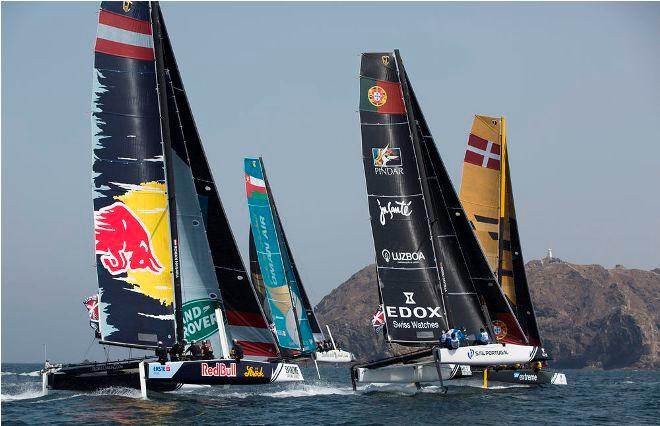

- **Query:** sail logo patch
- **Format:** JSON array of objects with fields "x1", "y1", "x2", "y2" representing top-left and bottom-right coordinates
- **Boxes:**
[
  {"x1": 492, "y1": 320, "x2": 508, "y2": 340},
  {"x1": 381, "y1": 249, "x2": 425, "y2": 265},
  {"x1": 182, "y1": 299, "x2": 218, "y2": 342},
  {"x1": 368, "y1": 86, "x2": 387, "y2": 107},
  {"x1": 376, "y1": 199, "x2": 412, "y2": 225},
  {"x1": 372, "y1": 145, "x2": 404, "y2": 176},
  {"x1": 404, "y1": 292, "x2": 416, "y2": 304},
  {"x1": 94, "y1": 202, "x2": 164, "y2": 276},
  {"x1": 373, "y1": 145, "x2": 401, "y2": 168}
]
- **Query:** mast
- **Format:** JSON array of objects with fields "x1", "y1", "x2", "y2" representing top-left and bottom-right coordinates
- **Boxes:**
[
  {"x1": 259, "y1": 157, "x2": 306, "y2": 352},
  {"x1": 151, "y1": 1, "x2": 184, "y2": 344},
  {"x1": 497, "y1": 116, "x2": 507, "y2": 284}
]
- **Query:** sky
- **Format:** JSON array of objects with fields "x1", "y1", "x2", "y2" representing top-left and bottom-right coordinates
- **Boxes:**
[{"x1": 2, "y1": 2, "x2": 659, "y2": 363}]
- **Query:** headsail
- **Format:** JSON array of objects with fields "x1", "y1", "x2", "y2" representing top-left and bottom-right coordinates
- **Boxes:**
[
  {"x1": 245, "y1": 158, "x2": 316, "y2": 352},
  {"x1": 157, "y1": 6, "x2": 278, "y2": 359},
  {"x1": 459, "y1": 116, "x2": 541, "y2": 345},
  {"x1": 92, "y1": 1, "x2": 177, "y2": 348}
]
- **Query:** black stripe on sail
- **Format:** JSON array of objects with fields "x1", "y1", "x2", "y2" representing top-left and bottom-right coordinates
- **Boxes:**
[
  {"x1": 474, "y1": 215, "x2": 498, "y2": 224},
  {"x1": 489, "y1": 232, "x2": 499, "y2": 240},
  {"x1": 500, "y1": 269, "x2": 514, "y2": 277}
]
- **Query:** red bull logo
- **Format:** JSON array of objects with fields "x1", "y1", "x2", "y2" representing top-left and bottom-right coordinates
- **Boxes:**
[
  {"x1": 201, "y1": 362, "x2": 236, "y2": 377},
  {"x1": 95, "y1": 202, "x2": 163, "y2": 275}
]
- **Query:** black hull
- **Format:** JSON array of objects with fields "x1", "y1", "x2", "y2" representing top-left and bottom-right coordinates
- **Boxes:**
[{"x1": 45, "y1": 358, "x2": 180, "y2": 392}]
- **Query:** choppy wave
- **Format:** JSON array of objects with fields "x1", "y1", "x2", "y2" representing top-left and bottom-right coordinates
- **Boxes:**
[{"x1": 1, "y1": 385, "x2": 45, "y2": 402}]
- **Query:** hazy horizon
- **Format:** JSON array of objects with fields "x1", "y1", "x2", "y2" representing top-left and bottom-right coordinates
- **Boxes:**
[{"x1": 2, "y1": 2, "x2": 659, "y2": 363}]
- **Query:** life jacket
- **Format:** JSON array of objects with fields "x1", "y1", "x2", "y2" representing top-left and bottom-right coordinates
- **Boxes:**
[
  {"x1": 479, "y1": 331, "x2": 490, "y2": 343},
  {"x1": 449, "y1": 337, "x2": 459, "y2": 349}
]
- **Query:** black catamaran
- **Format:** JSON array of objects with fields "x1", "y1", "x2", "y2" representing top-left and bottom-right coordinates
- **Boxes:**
[
  {"x1": 43, "y1": 1, "x2": 302, "y2": 395},
  {"x1": 351, "y1": 51, "x2": 556, "y2": 390},
  {"x1": 245, "y1": 158, "x2": 355, "y2": 365}
]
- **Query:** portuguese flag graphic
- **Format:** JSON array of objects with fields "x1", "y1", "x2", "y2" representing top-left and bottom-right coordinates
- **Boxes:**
[{"x1": 360, "y1": 78, "x2": 405, "y2": 114}]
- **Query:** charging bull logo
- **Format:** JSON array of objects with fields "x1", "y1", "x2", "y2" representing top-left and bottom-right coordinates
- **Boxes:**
[{"x1": 95, "y1": 202, "x2": 163, "y2": 275}]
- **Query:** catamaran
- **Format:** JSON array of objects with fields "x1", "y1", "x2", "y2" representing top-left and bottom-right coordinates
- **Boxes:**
[
  {"x1": 245, "y1": 158, "x2": 355, "y2": 368},
  {"x1": 351, "y1": 50, "x2": 556, "y2": 391},
  {"x1": 459, "y1": 115, "x2": 567, "y2": 385},
  {"x1": 42, "y1": 1, "x2": 302, "y2": 396}
]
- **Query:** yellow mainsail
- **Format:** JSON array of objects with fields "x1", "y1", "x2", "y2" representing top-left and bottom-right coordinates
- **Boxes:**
[{"x1": 459, "y1": 115, "x2": 516, "y2": 303}]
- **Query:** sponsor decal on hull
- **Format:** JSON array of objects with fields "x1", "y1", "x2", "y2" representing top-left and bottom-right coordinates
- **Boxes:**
[{"x1": 201, "y1": 362, "x2": 236, "y2": 378}]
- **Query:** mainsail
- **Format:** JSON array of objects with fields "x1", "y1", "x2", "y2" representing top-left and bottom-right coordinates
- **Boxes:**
[
  {"x1": 245, "y1": 158, "x2": 316, "y2": 352},
  {"x1": 459, "y1": 116, "x2": 541, "y2": 345},
  {"x1": 92, "y1": 2, "x2": 278, "y2": 357},
  {"x1": 359, "y1": 51, "x2": 527, "y2": 345}
]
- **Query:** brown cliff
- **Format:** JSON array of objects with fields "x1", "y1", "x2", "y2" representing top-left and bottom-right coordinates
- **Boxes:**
[{"x1": 315, "y1": 260, "x2": 659, "y2": 369}]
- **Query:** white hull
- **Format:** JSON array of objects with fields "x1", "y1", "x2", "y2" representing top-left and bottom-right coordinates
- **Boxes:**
[
  {"x1": 435, "y1": 343, "x2": 546, "y2": 366},
  {"x1": 314, "y1": 349, "x2": 355, "y2": 363},
  {"x1": 356, "y1": 362, "x2": 470, "y2": 384}
]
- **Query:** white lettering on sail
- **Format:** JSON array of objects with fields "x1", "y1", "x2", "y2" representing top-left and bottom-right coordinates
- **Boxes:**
[
  {"x1": 377, "y1": 199, "x2": 412, "y2": 225},
  {"x1": 381, "y1": 249, "x2": 425, "y2": 264}
]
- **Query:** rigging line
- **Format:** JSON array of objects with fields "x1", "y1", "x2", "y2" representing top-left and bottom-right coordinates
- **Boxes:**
[{"x1": 82, "y1": 334, "x2": 98, "y2": 360}]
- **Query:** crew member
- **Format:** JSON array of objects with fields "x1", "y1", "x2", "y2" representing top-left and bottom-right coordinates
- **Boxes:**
[
  {"x1": 186, "y1": 340, "x2": 203, "y2": 360},
  {"x1": 201, "y1": 340, "x2": 214, "y2": 360},
  {"x1": 169, "y1": 341, "x2": 181, "y2": 361},
  {"x1": 439, "y1": 329, "x2": 448, "y2": 347},
  {"x1": 449, "y1": 333, "x2": 460, "y2": 349},
  {"x1": 477, "y1": 328, "x2": 490, "y2": 345},
  {"x1": 533, "y1": 361, "x2": 543, "y2": 372},
  {"x1": 229, "y1": 339, "x2": 244, "y2": 362},
  {"x1": 155, "y1": 341, "x2": 168, "y2": 364}
]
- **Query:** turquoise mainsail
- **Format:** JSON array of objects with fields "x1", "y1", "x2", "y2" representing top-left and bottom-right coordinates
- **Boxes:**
[{"x1": 245, "y1": 158, "x2": 315, "y2": 352}]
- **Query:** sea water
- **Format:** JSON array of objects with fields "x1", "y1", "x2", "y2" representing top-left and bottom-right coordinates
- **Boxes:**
[{"x1": 1, "y1": 363, "x2": 658, "y2": 425}]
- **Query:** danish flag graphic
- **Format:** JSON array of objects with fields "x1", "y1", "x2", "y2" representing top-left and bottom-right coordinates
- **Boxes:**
[{"x1": 464, "y1": 134, "x2": 501, "y2": 171}]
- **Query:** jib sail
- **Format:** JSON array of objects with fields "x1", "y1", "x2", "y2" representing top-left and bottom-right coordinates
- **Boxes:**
[
  {"x1": 92, "y1": 1, "x2": 177, "y2": 348},
  {"x1": 245, "y1": 158, "x2": 316, "y2": 352},
  {"x1": 401, "y1": 57, "x2": 527, "y2": 345},
  {"x1": 459, "y1": 116, "x2": 540, "y2": 345},
  {"x1": 158, "y1": 7, "x2": 278, "y2": 359}
]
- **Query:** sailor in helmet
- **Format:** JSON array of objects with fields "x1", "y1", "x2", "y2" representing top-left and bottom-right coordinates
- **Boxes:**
[
  {"x1": 185, "y1": 339, "x2": 203, "y2": 360},
  {"x1": 477, "y1": 328, "x2": 491, "y2": 345},
  {"x1": 155, "y1": 340, "x2": 168, "y2": 364},
  {"x1": 229, "y1": 339, "x2": 244, "y2": 362}
]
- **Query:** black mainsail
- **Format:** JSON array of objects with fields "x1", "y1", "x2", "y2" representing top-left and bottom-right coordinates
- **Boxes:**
[{"x1": 359, "y1": 51, "x2": 526, "y2": 345}]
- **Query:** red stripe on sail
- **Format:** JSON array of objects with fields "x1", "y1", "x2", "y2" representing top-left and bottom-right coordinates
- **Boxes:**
[
  {"x1": 245, "y1": 174, "x2": 267, "y2": 198},
  {"x1": 375, "y1": 80, "x2": 405, "y2": 114},
  {"x1": 464, "y1": 150, "x2": 484, "y2": 167},
  {"x1": 99, "y1": 9, "x2": 152, "y2": 35},
  {"x1": 486, "y1": 158, "x2": 501, "y2": 170},
  {"x1": 226, "y1": 310, "x2": 269, "y2": 328},
  {"x1": 95, "y1": 38, "x2": 154, "y2": 61},
  {"x1": 238, "y1": 341, "x2": 279, "y2": 357},
  {"x1": 467, "y1": 133, "x2": 488, "y2": 151}
]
